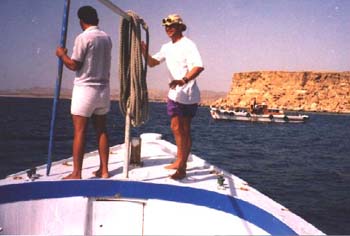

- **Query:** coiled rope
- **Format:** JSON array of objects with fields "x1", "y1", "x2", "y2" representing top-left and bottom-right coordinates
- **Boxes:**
[{"x1": 119, "y1": 11, "x2": 149, "y2": 127}]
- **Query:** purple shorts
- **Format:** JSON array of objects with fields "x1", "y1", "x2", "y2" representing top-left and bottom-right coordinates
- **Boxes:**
[{"x1": 167, "y1": 99, "x2": 198, "y2": 117}]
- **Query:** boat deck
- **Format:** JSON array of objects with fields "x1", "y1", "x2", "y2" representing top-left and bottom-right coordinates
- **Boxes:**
[{"x1": 0, "y1": 133, "x2": 323, "y2": 235}]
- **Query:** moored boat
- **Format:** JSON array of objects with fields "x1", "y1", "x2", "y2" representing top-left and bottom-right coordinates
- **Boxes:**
[{"x1": 210, "y1": 105, "x2": 309, "y2": 123}]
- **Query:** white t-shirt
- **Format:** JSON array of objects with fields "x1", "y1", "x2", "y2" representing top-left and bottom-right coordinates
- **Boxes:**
[
  {"x1": 153, "y1": 36, "x2": 203, "y2": 104},
  {"x1": 71, "y1": 26, "x2": 112, "y2": 86}
]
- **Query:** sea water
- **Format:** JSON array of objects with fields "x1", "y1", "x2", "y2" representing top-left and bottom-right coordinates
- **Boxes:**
[{"x1": 0, "y1": 97, "x2": 349, "y2": 234}]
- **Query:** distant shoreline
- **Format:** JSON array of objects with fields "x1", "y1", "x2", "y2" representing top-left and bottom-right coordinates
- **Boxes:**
[
  {"x1": 0, "y1": 94, "x2": 62, "y2": 98},
  {"x1": 2, "y1": 94, "x2": 350, "y2": 114},
  {"x1": 0, "y1": 94, "x2": 176, "y2": 105},
  {"x1": 0, "y1": 89, "x2": 225, "y2": 106}
]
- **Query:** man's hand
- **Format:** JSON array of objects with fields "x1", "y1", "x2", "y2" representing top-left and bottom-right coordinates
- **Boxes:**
[
  {"x1": 141, "y1": 41, "x2": 147, "y2": 56},
  {"x1": 56, "y1": 47, "x2": 67, "y2": 58},
  {"x1": 55, "y1": 47, "x2": 81, "y2": 71},
  {"x1": 169, "y1": 79, "x2": 185, "y2": 89}
]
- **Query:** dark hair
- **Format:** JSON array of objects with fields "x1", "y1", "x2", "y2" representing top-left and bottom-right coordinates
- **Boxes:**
[{"x1": 77, "y1": 6, "x2": 99, "y2": 25}]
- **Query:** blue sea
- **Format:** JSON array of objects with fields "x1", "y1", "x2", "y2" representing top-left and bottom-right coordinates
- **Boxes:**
[{"x1": 0, "y1": 97, "x2": 349, "y2": 234}]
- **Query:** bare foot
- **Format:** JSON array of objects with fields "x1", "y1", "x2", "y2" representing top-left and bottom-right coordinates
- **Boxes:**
[
  {"x1": 93, "y1": 169, "x2": 110, "y2": 179},
  {"x1": 62, "y1": 173, "x2": 81, "y2": 180},
  {"x1": 165, "y1": 161, "x2": 187, "y2": 170},
  {"x1": 99, "y1": 172, "x2": 110, "y2": 179},
  {"x1": 92, "y1": 169, "x2": 100, "y2": 176},
  {"x1": 170, "y1": 169, "x2": 186, "y2": 180},
  {"x1": 164, "y1": 162, "x2": 179, "y2": 169}
]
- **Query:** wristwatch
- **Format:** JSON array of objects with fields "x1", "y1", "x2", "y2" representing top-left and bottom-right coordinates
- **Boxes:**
[{"x1": 182, "y1": 77, "x2": 190, "y2": 83}]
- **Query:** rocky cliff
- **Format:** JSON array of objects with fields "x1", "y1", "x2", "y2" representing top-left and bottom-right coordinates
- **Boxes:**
[{"x1": 212, "y1": 71, "x2": 350, "y2": 113}]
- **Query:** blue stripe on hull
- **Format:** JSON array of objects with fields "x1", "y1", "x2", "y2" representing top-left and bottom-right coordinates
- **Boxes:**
[{"x1": 0, "y1": 180, "x2": 296, "y2": 235}]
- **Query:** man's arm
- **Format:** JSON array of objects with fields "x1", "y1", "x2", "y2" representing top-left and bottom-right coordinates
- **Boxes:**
[
  {"x1": 56, "y1": 47, "x2": 82, "y2": 71},
  {"x1": 141, "y1": 42, "x2": 160, "y2": 67},
  {"x1": 169, "y1": 66, "x2": 204, "y2": 89},
  {"x1": 184, "y1": 66, "x2": 204, "y2": 82}
]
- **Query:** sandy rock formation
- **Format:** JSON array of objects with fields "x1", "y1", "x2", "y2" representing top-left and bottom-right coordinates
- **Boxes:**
[{"x1": 212, "y1": 71, "x2": 350, "y2": 113}]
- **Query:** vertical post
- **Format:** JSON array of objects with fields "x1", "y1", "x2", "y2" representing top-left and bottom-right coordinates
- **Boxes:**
[
  {"x1": 123, "y1": 107, "x2": 131, "y2": 178},
  {"x1": 47, "y1": 0, "x2": 70, "y2": 176}
]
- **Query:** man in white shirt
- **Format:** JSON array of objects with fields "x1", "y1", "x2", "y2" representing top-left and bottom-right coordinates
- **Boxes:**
[
  {"x1": 56, "y1": 6, "x2": 112, "y2": 179},
  {"x1": 142, "y1": 14, "x2": 204, "y2": 179}
]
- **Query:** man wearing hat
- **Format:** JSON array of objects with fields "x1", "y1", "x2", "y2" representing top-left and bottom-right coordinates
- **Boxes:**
[
  {"x1": 56, "y1": 6, "x2": 112, "y2": 179},
  {"x1": 142, "y1": 14, "x2": 204, "y2": 179}
]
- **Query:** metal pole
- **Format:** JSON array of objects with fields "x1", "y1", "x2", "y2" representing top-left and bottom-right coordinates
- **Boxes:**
[
  {"x1": 123, "y1": 108, "x2": 131, "y2": 178},
  {"x1": 47, "y1": 0, "x2": 70, "y2": 176},
  {"x1": 97, "y1": 0, "x2": 131, "y2": 21}
]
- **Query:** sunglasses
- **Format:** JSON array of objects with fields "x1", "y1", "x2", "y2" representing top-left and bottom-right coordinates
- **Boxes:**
[{"x1": 162, "y1": 18, "x2": 177, "y2": 24}]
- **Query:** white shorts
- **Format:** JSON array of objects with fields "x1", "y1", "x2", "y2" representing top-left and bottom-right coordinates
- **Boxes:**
[{"x1": 71, "y1": 85, "x2": 110, "y2": 117}]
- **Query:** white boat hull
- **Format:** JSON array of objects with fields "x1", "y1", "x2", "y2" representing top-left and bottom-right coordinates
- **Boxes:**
[
  {"x1": 0, "y1": 181, "x2": 274, "y2": 235},
  {"x1": 0, "y1": 133, "x2": 322, "y2": 235}
]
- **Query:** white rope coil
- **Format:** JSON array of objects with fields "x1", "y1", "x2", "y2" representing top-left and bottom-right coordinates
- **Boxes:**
[{"x1": 119, "y1": 11, "x2": 149, "y2": 127}]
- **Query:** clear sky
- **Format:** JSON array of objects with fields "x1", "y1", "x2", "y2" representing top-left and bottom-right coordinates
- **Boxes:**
[{"x1": 0, "y1": 0, "x2": 349, "y2": 92}]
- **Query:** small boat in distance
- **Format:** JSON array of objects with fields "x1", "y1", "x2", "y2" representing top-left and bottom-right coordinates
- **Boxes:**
[{"x1": 210, "y1": 103, "x2": 309, "y2": 123}]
